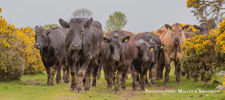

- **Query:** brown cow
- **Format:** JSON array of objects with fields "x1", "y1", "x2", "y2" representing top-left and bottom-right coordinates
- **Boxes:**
[
  {"x1": 156, "y1": 23, "x2": 189, "y2": 84},
  {"x1": 102, "y1": 30, "x2": 136, "y2": 93}
]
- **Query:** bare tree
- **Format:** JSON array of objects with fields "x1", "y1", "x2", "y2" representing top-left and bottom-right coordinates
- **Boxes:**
[
  {"x1": 187, "y1": 0, "x2": 225, "y2": 29},
  {"x1": 72, "y1": 8, "x2": 93, "y2": 18}
]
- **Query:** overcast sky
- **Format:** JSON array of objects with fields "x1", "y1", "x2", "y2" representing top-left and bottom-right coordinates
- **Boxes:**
[{"x1": 0, "y1": 0, "x2": 198, "y2": 33}]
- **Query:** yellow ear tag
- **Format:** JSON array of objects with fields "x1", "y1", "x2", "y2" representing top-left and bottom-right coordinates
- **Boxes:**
[
  {"x1": 167, "y1": 27, "x2": 170, "y2": 30},
  {"x1": 104, "y1": 40, "x2": 108, "y2": 42},
  {"x1": 150, "y1": 48, "x2": 153, "y2": 51},
  {"x1": 124, "y1": 39, "x2": 128, "y2": 42},
  {"x1": 161, "y1": 45, "x2": 164, "y2": 48}
]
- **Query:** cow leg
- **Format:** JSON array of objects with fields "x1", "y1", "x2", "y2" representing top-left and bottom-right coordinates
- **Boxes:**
[
  {"x1": 56, "y1": 64, "x2": 61, "y2": 84},
  {"x1": 145, "y1": 72, "x2": 148, "y2": 84},
  {"x1": 46, "y1": 67, "x2": 50, "y2": 86},
  {"x1": 201, "y1": 73, "x2": 205, "y2": 81},
  {"x1": 114, "y1": 67, "x2": 124, "y2": 94},
  {"x1": 92, "y1": 63, "x2": 99, "y2": 86},
  {"x1": 97, "y1": 65, "x2": 102, "y2": 79},
  {"x1": 62, "y1": 65, "x2": 66, "y2": 83},
  {"x1": 84, "y1": 67, "x2": 92, "y2": 92},
  {"x1": 121, "y1": 67, "x2": 128, "y2": 90},
  {"x1": 150, "y1": 63, "x2": 157, "y2": 86},
  {"x1": 164, "y1": 54, "x2": 171, "y2": 84},
  {"x1": 75, "y1": 59, "x2": 90, "y2": 93},
  {"x1": 159, "y1": 51, "x2": 165, "y2": 80},
  {"x1": 49, "y1": 65, "x2": 57, "y2": 86},
  {"x1": 105, "y1": 70, "x2": 114, "y2": 89},
  {"x1": 132, "y1": 69, "x2": 138, "y2": 90},
  {"x1": 70, "y1": 66, "x2": 76, "y2": 91},
  {"x1": 66, "y1": 65, "x2": 70, "y2": 83},
  {"x1": 175, "y1": 61, "x2": 181, "y2": 84},
  {"x1": 149, "y1": 68, "x2": 152, "y2": 79},
  {"x1": 194, "y1": 74, "x2": 199, "y2": 82},
  {"x1": 62, "y1": 65, "x2": 69, "y2": 83},
  {"x1": 140, "y1": 72, "x2": 145, "y2": 90},
  {"x1": 186, "y1": 69, "x2": 190, "y2": 79}
]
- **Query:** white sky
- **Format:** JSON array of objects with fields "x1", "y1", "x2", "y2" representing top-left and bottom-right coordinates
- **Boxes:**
[{"x1": 0, "y1": 0, "x2": 198, "y2": 33}]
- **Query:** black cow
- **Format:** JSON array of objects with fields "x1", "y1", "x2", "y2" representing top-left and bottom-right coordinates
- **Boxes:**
[
  {"x1": 193, "y1": 23, "x2": 209, "y2": 34},
  {"x1": 132, "y1": 39, "x2": 155, "y2": 90},
  {"x1": 135, "y1": 32, "x2": 165, "y2": 82},
  {"x1": 59, "y1": 18, "x2": 103, "y2": 93},
  {"x1": 102, "y1": 30, "x2": 136, "y2": 93},
  {"x1": 34, "y1": 26, "x2": 68, "y2": 86}
]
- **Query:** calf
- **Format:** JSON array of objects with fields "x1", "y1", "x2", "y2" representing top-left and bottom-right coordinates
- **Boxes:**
[
  {"x1": 156, "y1": 23, "x2": 189, "y2": 84},
  {"x1": 135, "y1": 32, "x2": 165, "y2": 81},
  {"x1": 132, "y1": 39, "x2": 154, "y2": 90},
  {"x1": 34, "y1": 26, "x2": 68, "y2": 86},
  {"x1": 59, "y1": 18, "x2": 103, "y2": 93},
  {"x1": 102, "y1": 30, "x2": 136, "y2": 93}
]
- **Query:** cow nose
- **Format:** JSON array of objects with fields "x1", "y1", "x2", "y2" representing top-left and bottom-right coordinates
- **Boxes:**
[
  {"x1": 113, "y1": 56, "x2": 120, "y2": 61},
  {"x1": 34, "y1": 43, "x2": 41, "y2": 48},
  {"x1": 73, "y1": 45, "x2": 81, "y2": 50},
  {"x1": 143, "y1": 56, "x2": 149, "y2": 61},
  {"x1": 174, "y1": 37, "x2": 179, "y2": 42}
]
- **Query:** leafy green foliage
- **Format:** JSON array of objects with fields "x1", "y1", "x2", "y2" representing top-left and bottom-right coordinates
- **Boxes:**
[{"x1": 105, "y1": 11, "x2": 127, "y2": 32}]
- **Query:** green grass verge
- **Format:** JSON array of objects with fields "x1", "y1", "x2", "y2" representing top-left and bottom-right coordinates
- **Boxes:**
[{"x1": 0, "y1": 66, "x2": 224, "y2": 100}]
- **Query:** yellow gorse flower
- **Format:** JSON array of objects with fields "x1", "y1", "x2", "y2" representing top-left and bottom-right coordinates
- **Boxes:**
[{"x1": 0, "y1": 9, "x2": 44, "y2": 75}]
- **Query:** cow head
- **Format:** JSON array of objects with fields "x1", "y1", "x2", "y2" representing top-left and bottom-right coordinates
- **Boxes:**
[
  {"x1": 165, "y1": 23, "x2": 189, "y2": 46},
  {"x1": 34, "y1": 26, "x2": 50, "y2": 49},
  {"x1": 103, "y1": 33, "x2": 130, "y2": 62},
  {"x1": 193, "y1": 23, "x2": 209, "y2": 34},
  {"x1": 136, "y1": 39, "x2": 152, "y2": 62},
  {"x1": 59, "y1": 18, "x2": 93, "y2": 51}
]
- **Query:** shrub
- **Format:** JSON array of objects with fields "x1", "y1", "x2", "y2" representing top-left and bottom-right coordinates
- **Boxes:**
[
  {"x1": 0, "y1": 9, "x2": 44, "y2": 81},
  {"x1": 182, "y1": 30, "x2": 217, "y2": 82}
]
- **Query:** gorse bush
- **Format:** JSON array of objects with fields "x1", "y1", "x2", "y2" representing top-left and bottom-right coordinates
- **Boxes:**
[
  {"x1": 0, "y1": 9, "x2": 44, "y2": 81},
  {"x1": 215, "y1": 18, "x2": 225, "y2": 65},
  {"x1": 182, "y1": 31, "x2": 217, "y2": 82},
  {"x1": 182, "y1": 19, "x2": 225, "y2": 82}
]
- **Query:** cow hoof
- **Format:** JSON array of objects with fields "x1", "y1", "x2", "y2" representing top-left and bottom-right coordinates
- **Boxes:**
[
  {"x1": 164, "y1": 81, "x2": 168, "y2": 84},
  {"x1": 65, "y1": 79, "x2": 70, "y2": 83},
  {"x1": 186, "y1": 77, "x2": 190, "y2": 80},
  {"x1": 70, "y1": 88, "x2": 74, "y2": 91},
  {"x1": 84, "y1": 87, "x2": 90, "y2": 92},
  {"x1": 75, "y1": 88, "x2": 82, "y2": 93},
  {"x1": 176, "y1": 81, "x2": 180, "y2": 84},
  {"x1": 121, "y1": 86, "x2": 126, "y2": 90},
  {"x1": 107, "y1": 85, "x2": 112, "y2": 89},
  {"x1": 114, "y1": 91, "x2": 119, "y2": 94},
  {"x1": 47, "y1": 83, "x2": 53, "y2": 86},
  {"x1": 92, "y1": 83, "x2": 96, "y2": 86},
  {"x1": 133, "y1": 87, "x2": 137, "y2": 90},
  {"x1": 56, "y1": 80, "x2": 61, "y2": 84}
]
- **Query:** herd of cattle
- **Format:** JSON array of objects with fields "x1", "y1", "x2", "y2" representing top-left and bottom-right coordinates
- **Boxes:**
[{"x1": 34, "y1": 18, "x2": 209, "y2": 93}]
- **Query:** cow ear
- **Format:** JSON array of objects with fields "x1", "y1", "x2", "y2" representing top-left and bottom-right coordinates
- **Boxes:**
[
  {"x1": 158, "y1": 44, "x2": 165, "y2": 49},
  {"x1": 103, "y1": 37, "x2": 110, "y2": 43},
  {"x1": 193, "y1": 25, "x2": 200, "y2": 30},
  {"x1": 59, "y1": 18, "x2": 69, "y2": 28},
  {"x1": 182, "y1": 25, "x2": 190, "y2": 30},
  {"x1": 122, "y1": 36, "x2": 130, "y2": 43},
  {"x1": 84, "y1": 17, "x2": 93, "y2": 28},
  {"x1": 45, "y1": 29, "x2": 51, "y2": 35},
  {"x1": 49, "y1": 26, "x2": 52, "y2": 29},
  {"x1": 35, "y1": 26, "x2": 38, "y2": 31},
  {"x1": 165, "y1": 24, "x2": 172, "y2": 30}
]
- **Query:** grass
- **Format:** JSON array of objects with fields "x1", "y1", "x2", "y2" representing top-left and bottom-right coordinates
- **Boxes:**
[{"x1": 0, "y1": 66, "x2": 224, "y2": 100}]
